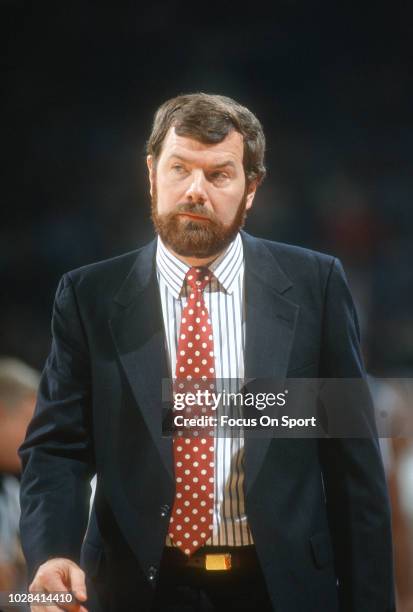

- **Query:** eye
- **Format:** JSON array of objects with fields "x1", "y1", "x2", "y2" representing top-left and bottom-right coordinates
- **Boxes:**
[
  {"x1": 210, "y1": 171, "x2": 229, "y2": 183},
  {"x1": 171, "y1": 164, "x2": 186, "y2": 174}
]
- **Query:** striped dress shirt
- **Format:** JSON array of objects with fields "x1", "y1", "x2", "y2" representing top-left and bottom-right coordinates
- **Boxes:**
[{"x1": 156, "y1": 233, "x2": 254, "y2": 547}]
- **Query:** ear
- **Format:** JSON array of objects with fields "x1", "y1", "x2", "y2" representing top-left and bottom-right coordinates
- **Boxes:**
[
  {"x1": 245, "y1": 179, "x2": 258, "y2": 211},
  {"x1": 146, "y1": 155, "x2": 155, "y2": 197}
]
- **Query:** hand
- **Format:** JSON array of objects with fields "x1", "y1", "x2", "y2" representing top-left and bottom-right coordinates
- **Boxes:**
[{"x1": 29, "y1": 558, "x2": 88, "y2": 612}]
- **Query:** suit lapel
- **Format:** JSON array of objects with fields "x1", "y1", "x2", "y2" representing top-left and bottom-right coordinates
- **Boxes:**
[
  {"x1": 109, "y1": 239, "x2": 174, "y2": 480},
  {"x1": 108, "y1": 232, "x2": 299, "y2": 495},
  {"x1": 241, "y1": 232, "x2": 299, "y2": 496}
]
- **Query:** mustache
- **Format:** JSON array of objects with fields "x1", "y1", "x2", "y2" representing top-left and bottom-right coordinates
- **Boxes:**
[{"x1": 172, "y1": 203, "x2": 216, "y2": 221}]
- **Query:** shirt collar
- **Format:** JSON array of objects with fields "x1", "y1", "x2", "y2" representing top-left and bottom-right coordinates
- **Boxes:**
[{"x1": 156, "y1": 233, "x2": 244, "y2": 298}]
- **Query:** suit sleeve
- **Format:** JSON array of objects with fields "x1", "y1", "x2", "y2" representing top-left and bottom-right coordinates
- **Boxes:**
[
  {"x1": 19, "y1": 273, "x2": 95, "y2": 581},
  {"x1": 318, "y1": 258, "x2": 396, "y2": 612}
]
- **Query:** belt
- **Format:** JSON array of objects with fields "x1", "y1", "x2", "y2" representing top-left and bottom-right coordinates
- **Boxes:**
[{"x1": 161, "y1": 545, "x2": 259, "y2": 572}]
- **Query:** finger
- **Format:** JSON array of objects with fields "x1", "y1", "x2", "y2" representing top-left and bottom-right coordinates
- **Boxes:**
[
  {"x1": 31, "y1": 600, "x2": 87, "y2": 612},
  {"x1": 57, "y1": 602, "x2": 88, "y2": 612},
  {"x1": 30, "y1": 565, "x2": 68, "y2": 594},
  {"x1": 31, "y1": 607, "x2": 64, "y2": 612},
  {"x1": 30, "y1": 578, "x2": 79, "y2": 612},
  {"x1": 31, "y1": 572, "x2": 68, "y2": 594},
  {"x1": 56, "y1": 595, "x2": 89, "y2": 612},
  {"x1": 68, "y1": 565, "x2": 87, "y2": 602}
]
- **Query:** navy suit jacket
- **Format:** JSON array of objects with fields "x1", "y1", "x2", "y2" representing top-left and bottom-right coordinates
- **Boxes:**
[{"x1": 19, "y1": 231, "x2": 395, "y2": 611}]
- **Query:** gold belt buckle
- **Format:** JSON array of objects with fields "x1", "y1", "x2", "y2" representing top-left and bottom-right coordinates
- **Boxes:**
[{"x1": 204, "y1": 553, "x2": 232, "y2": 571}]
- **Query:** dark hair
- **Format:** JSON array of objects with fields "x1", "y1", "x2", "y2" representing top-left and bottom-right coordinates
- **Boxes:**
[{"x1": 146, "y1": 93, "x2": 266, "y2": 185}]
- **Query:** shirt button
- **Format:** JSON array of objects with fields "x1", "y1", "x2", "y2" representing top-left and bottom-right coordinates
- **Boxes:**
[
  {"x1": 148, "y1": 565, "x2": 158, "y2": 582},
  {"x1": 160, "y1": 504, "x2": 170, "y2": 518}
]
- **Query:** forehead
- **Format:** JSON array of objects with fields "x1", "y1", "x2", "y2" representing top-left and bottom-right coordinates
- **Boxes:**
[{"x1": 159, "y1": 126, "x2": 244, "y2": 164}]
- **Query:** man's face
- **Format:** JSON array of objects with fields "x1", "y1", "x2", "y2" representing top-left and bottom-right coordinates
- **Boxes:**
[{"x1": 147, "y1": 127, "x2": 257, "y2": 259}]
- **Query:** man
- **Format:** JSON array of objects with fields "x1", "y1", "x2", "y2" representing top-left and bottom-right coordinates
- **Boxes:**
[{"x1": 20, "y1": 93, "x2": 395, "y2": 611}]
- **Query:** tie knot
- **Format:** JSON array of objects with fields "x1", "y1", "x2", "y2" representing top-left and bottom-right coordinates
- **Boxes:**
[{"x1": 186, "y1": 267, "x2": 211, "y2": 292}]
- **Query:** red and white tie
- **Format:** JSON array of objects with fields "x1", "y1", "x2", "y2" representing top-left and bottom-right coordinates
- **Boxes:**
[{"x1": 168, "y1": 267, "x2": 215, "y2": 556}]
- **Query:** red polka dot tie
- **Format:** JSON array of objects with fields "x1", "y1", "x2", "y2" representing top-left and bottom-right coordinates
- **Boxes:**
[{"x1": 168, "y1": 267, "x2": 215, "y2": 556}]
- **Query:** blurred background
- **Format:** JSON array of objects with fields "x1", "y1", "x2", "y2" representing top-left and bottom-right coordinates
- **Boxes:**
[{"x1": 1, "y1": 0, "x2": 412, "y2": 608}]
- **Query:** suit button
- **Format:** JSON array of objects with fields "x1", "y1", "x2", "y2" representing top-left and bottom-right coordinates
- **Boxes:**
[
  {"x1": 148, "y1": 565, "x2": 158, "y2": 582},
  {"x1": 160, "y1": 504, "x2": 170, "y2": 518}
]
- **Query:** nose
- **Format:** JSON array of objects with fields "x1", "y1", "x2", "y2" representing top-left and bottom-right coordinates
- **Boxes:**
[{"x1": 185, "y1": 169, "x2": 208, "y2": 204}]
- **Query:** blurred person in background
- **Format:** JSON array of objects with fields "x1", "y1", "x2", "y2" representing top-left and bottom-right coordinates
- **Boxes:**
[
  {"x1": 373, "y1": 379, "x2": 413, "y2": 612},
  {"x1": 0, "y1": 357, "x2": 39, "y2": 592},
  {"x1": 389, "y1": 435, "x2": 413, "y2": 612}
]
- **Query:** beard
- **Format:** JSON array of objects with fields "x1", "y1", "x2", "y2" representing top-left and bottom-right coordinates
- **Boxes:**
[{"x1": 151, "y1": 185, "x2": 249, "y2": 259}]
